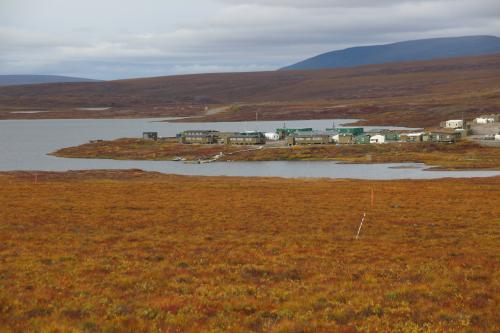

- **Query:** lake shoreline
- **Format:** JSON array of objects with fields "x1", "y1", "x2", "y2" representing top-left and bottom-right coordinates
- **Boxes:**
[
  {"x1": 3, "y1": 118, "x2": 499, "y2": 178},
  {"x1": 51, "y1": 139, "x2": 500, "y2": 171}
]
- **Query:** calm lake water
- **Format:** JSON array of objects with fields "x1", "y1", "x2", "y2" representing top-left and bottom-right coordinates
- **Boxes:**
[{"x1": 1, "y1": 118, "x2": 499, "y2": 179}]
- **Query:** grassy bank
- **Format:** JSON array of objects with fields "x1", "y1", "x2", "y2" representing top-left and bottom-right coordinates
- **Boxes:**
[
  {"x1": 0, "y1": 171, "x2": 499, "y2": 332},
  {"x1": 52, "y1": 139, "x2": 500, "y2": 170}
]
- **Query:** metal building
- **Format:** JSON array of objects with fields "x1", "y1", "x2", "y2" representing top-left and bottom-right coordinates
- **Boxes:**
[
  {"x1": 355, "y1": 134, "x2": 371, "y2": 144},
  {"x1": 291, "y1": 132, "x2": 331, "y2": 145},
  {"x1": 369, "y1": 134, "x2": 386, "y2": 144},
  {"x1": 179, "y1": 130, "x2": 219, "y2": 144},
  {"x1": 143, "y1": 132, "x2": 158, "y2": 141},
  {"x1": 338, "y1": 128, "x2": 364, "y2": 136},
  {"x1": 337, "y1": 133, "x2": 354, "y2": 144},
  {"x1": 227, "y1": 132, "x2": 266, "y2": 145}
]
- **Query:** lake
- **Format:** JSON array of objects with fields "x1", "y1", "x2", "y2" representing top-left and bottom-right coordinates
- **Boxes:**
[{"x1": 1, "y1": 118, "x2": 499, "y2": 179}]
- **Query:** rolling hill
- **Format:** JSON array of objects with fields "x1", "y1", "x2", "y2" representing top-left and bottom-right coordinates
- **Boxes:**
[
  {"x1": 1, "y1": 54, "x2": 499, "y2": 126},
  {"x1": 0, "y1": 53, "x2": 499, "y2": 106},
  {"x1": 0, "y1": 75, "x2": 102, "y2": 87},
  {"x1": 280, "y1": 35, "x2": 500, "y2": 71}
]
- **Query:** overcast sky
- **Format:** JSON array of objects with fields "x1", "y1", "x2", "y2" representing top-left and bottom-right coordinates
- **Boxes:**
[{"x1": 1, "y1": 0, "x2": 499, "y2": 80}]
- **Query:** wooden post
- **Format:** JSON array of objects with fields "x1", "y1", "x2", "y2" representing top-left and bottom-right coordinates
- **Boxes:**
[{"x1": 371, "y1": 188, "x2": 374, "y2": 208}]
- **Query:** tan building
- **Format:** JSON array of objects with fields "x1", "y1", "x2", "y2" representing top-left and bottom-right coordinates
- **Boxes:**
[
  {"x1": 400, "y1": 132, "x2": 423, "y2": 142},
  {"x1": 337, "y1": 133, "x2": 353, "y2": 144},
  {"x1": 426, "y1": 128, "x2": 462, "y2": 143},
  {"x1": 179, "y1": 130, "x2": 219, "y2": 144},
  {"x1": 227, "y1": 133, "x2": 266, "y2": 145},
  {"x1": 216, "y1": 132, "x2": 238, "y2": 144},
  {"x1": 291, "y1": 133, "x2": 331, "y2": 145}
]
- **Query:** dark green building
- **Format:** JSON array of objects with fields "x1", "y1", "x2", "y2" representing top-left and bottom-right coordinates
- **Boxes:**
[
  {"x1": 383, "y1": 131, "x2": 400, "y2": 141},
  {"x1": 276, "y1": 128, "x2": 313, "y2": 139},
  {"x1": 355, "y1": 134, "x2": 371, "y2": 144},
  {"x1": 337, "y1": 127, "x2": 364, "y2": 136}
]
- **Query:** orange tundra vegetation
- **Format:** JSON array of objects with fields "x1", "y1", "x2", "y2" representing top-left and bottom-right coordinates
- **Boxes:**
[{"x1": 0, "y1": 171, "x2": 499, "y2": 332}]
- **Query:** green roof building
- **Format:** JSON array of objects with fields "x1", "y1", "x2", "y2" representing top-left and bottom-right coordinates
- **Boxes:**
[
  {"x1": 276, "y1": 128, "x2": 313, "y2": 139},
  {"x1": 338, "y1": 127, "x2": 364, "y2": 136}
]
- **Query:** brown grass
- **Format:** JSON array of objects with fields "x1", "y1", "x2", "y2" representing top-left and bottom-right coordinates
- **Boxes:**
[
  {"x1": 0, "y1": 171, "x2": 499, "y2": 332},
  {"x1": 51, "y1": 138, "x2": 245, "y2": 161},
  {"x1": 52, "y1": 139, "x2": 500, "y2": 170}
]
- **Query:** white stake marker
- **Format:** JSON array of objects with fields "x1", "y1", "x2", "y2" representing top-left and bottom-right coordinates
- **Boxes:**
[{"x1": 355, "y1": 212, "x2": 366, "y2": 239}]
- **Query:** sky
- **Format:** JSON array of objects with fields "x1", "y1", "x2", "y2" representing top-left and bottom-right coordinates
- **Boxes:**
[{"x1": 1, "y1": 0, "x2": 500, "y2": 80}]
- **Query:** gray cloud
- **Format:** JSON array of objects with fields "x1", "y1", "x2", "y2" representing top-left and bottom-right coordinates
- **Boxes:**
[
  {"x1": 0, "y1": 0, "x2": 499, "y2": 79},
  {"x1": 218, "y1": 0, "x2": 435, "y2": 8}
]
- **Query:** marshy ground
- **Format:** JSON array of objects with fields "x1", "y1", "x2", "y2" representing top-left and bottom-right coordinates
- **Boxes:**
[{"x1": 0, "y1": 170, "x2": 498, "y2": 332}]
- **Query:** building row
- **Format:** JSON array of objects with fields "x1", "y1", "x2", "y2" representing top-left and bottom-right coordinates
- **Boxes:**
[
  {"x1": 440, "y1": 115, "x2": 500, "y2": 128},
  {"x1": 284, "y1": 128, "x2": 462, "y2": 145},
  {"x1": 178, "y1": 130, "x2": 266, "y2": 145},
  {"x1": 166, "y1": 126, "x2": 463, "y2": 146},
  {"x1": 142, "y1": 113, "x2": 499, "y2": 145}
]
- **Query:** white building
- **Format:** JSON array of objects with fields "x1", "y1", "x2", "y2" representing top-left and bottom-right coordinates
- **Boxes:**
[
  {"x1": 264, "y1": 132, "x2": 279, "y2": 141},
  {"x1": 331, "y1": 134, "x2": 340, "y2": 143},
  {"x1": 402, "y1": 132, "x2": 424, "y2": 142},
  {"x1": 475, "y1": 117, "x2": 495, "y2": 124},
  {"x1": 370, "y1": 134, "x2": 385, "y2": 144},
  {"x1": 495, "y1": 134, "x2": 500, "y2": 141},
  {"x1": 444, "y1": 120, "x2": 464, "y2": 129}
]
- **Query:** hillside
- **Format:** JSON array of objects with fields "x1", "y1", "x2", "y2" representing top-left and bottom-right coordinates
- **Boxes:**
[
  {"x1": 1, "y1": 54, "x2": 500, "y2": 126},
  {"x1": 0, "y1": 75, "x2": 102, "y2": 87},
  {"x1": 281, "y1": 35, "x2": 500, "y2": 71}
]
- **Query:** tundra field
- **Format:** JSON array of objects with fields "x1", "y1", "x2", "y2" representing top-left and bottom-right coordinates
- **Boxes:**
[{"x1": 0, "y1": 171, "x2": 499, "y2": 332}]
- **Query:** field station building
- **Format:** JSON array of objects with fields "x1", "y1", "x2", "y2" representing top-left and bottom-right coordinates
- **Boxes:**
[
  {"x1": 474, "y1": 114, "x2": 500, "y2": 124},
  {"x1": 142, "y1": 132, "x2": 158, "y2": 141},
  {"x1": 179, "y1": 130, "x2": 219, "y2": 144},
  {"x1": 179, "y1": 130, "x2": 265, "y2": 145}
]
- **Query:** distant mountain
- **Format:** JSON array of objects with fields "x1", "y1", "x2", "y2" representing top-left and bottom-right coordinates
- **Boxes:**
[
  {"x1": 281, "y1": 35, "x2": 500, "y2": 71},
  {"x1": 0, "y1": 75, "x2": 102, "y2": 86}
]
